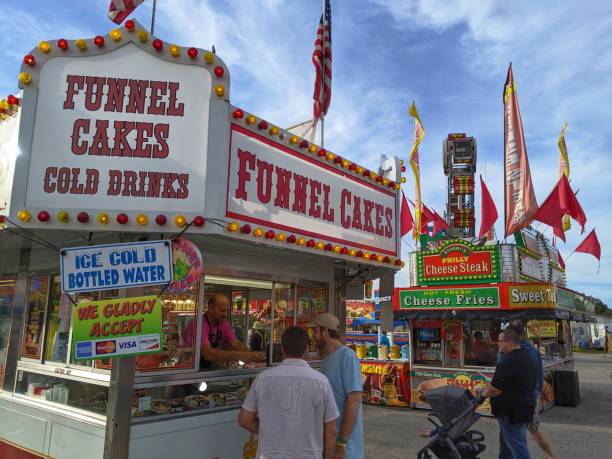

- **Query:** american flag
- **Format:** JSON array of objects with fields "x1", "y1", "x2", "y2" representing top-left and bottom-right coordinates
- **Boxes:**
[
  {"x1": 108, "y1": 0, "x2": 145, "y2": 25},
  {"x1": 312, "y1": 0, "x2": 332, "y2": 122}
]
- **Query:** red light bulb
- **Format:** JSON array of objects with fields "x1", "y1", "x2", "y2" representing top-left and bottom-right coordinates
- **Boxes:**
[
  {"x1": 233, "y1": 108, "x2": 244, "y2": 119},
  {"x1": 370, "y1": 253, "x2": 378, "y2": 260},
  {"x1": 125, "y1": 20, "x2": 135, "y2": 30},
  {"x1": 193, "y1": 216, "x2": 205, "y2": 227},
  {"x1": 287, "y1": 235, "x2": 297, "y2": 243},
  {"x1": 334, "y1": 156, "x2": 342, "y2": 164},
  {"x1": 152, "y1": 39, "x2": 163, "y2": 51},
  {"x1": 394, "y1": 259, "x2": 402, "y2": 266},
  {"x1": 324, "y1": 243, "x2": 333, "y2": 251},
  {"x1": 117, "y1": 213, "x2": 129, "y2": 224},
  {"x1": 77, "y1": 212, "x2": 89, "y2": 223},
  {"x1": 94, "y1": 36, "x2": 105, "y2": 47},
  {"x1": 257, "y1": 120, "x2": 269, "y2": 130},
  {"x1": 37, "y1": 211, "x2": 50, "y2": 222},
  {"x1": 307, "y1": 239, "x2": 315, "y2": 248},
  {"x1": 23, "y1": 55, "x2": 36, "y2": 67},
  {"x1": 349, "y1": 163, "x2": 357, "y2": 171},
  {"x1": 383, "y1": 256, "x2": 391, "y2": 263},
  {"x1": 299, "y1": 140, "x2": 309, "y2": 149},
  {"x1": 265, "y1": 230, "x2": 275, "y2": 239},
  {"x1": 340, "y1": 247, "x2": 349, "y2": 255},
  {"x1": 7, "y1": 95, "x2": 19, "y2": 105},
  {"x1": 240, "y1": 224, "x2": 252, "y2": 234},
  {"x1": 57, "y1": 39, "x2": 69, "y2": 50},
  {"x1": 187, "y1": 47, "x2": 198, "y2": 59},
  {"x1": 376, "y1": 176, "x2": 383, "y2": 183},
  {"x1": 356, "y1": 250, "x2": 364, "y2": 258},
  {"x1": 214, "y1": 66, "x2": 224, "y2": 77},
  {"x1": 318, "y1": 149, "x2": 327, "y2": 157},
  {"x1": 362, "y1": 169, "x2": 370, "y2": 177},
  {"x1": 155, "y1": 214, "x2": 167, "y2": 225}
]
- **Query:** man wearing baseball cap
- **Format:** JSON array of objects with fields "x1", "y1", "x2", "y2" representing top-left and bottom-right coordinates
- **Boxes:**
[{"x1": 308, "y1": 313, "x2": 364, "y2": 459}]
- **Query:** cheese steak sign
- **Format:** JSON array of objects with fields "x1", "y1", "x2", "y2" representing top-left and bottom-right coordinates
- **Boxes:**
[
  {"x1": 226, "y1": 125, "x2": 398, "y2": 255},
  {"x1": 417, "y1": 239, "x2": 500, "y2": 285}
]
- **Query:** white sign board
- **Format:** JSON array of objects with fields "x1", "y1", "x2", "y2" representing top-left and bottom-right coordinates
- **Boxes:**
[
  {"x1": 226, "y1": 125, "x2": 398, "y2": 256},
  {"x1": 60, "y1": 240, "x2": 173, "y2": 293},
  {"x1": 519, "y1": 251, "x2": 544, "y2": 281},
  {"x1": 0, "y1": 114, "x2": 19, "y2": 214},
  {"x1": 29, "y1": 43, "x2": 209, "y2": 212}
]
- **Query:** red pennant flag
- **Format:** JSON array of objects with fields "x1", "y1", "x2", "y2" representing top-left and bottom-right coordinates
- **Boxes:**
[
  {"x1": 478, "y1": 175, "x2": 499, "y2": 239},
  {"x1": 574, "y1": 229, "x2": 601, "y2": 263},
  {"x1": 432, "y1": 210, "x2": 449, "y2": 234},
  {"x1": 400, "y1": 192, "x2": 414, "y2": 237},
  {"x1": 503, "y1": 64, "x2": 539, "y2": 237},
  {"x1": 534, "y1": 175, "x2": 586, "y2": 242},
  {"x1": 557, "y1": 250, "x2": 566, "y2": 271},
  {"x1": 420, "y1": 204, "x2": 437, "y2": 234}
]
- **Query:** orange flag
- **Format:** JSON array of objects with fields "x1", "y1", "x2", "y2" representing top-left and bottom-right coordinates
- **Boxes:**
[{"x1": 503, "y1": 64, "x2": 538, "y2": 237}]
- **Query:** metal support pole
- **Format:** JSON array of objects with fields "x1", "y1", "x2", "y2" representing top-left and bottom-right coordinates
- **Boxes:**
[
  {"x1": 103, "y1": 356, "x2": 136, "y2": 459},
  {"x1": 150, "y1": 0, "x2": 157, "y2": 34}
]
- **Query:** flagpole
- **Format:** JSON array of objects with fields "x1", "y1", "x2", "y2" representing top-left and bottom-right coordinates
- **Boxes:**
[
  {"x1": 150, "y1": 0, "x2": 157, "y2": 34},
  {"x1": 320, "y1": 0, "x2": 326, "y2": 148}
]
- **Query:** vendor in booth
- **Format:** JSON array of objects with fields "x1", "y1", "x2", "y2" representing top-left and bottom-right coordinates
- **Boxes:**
[{"x1": 183, "y1": 293, "x2": 265, "y2": 369}]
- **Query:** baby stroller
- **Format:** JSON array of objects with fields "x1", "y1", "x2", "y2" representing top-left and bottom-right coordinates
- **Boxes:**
[{"x1": 417, "y1": 385, "x2": 486, "y2": 459}]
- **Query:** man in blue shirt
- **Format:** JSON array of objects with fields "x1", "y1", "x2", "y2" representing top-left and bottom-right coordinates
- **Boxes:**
[
  {"x1": 506, "y1": 324, "x2": 556, "y2": 459},
  {"x1": 308, "y1": 313, "x2": 364, "y2": 459}
]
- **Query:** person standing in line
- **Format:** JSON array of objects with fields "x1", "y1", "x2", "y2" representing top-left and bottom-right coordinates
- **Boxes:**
[
  {"x1": 308, "y1": 313, "x2": 364, "y2": 459},
  {"x1": 483, "y1": 329, "x2": 536, "y2": 459},
  {"x1": 238, "y1": 326, "x2": 339, "y2": 459},
  {"x1": 507, "y1": 324, "x2": 557, "y2": 459}
]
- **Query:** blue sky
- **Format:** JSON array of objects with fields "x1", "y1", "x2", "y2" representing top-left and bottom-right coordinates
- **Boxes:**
[{"x1": 1, "y1": 0, "x2": 611, "y2": 304}]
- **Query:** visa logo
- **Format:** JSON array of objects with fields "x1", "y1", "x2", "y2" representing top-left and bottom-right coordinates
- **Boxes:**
[{"x1": 119, "y1": 341, "x2": 137, "y2": 349}]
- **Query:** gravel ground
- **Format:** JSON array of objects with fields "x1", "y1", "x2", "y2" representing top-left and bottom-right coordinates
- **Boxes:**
[{"x1": 363, "y1": 353, "x2": 612, "y2": 458}]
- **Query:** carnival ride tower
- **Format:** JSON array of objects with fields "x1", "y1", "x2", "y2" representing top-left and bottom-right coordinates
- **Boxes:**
[{"x1": 443, "y1": 133, "x2": 477, "y2": 239}]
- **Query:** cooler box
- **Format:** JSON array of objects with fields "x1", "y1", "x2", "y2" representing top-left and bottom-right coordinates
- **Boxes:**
[{"x1": 553, "y1": 369, "x2": 580, "y2": 407}]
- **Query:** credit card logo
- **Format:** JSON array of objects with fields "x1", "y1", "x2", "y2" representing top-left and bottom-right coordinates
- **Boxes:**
[
  {"x1": 76, "y1": 341, "x2": 92, "y2": 358},
  {"x1": 138, "y1": 336, "x2": 160, "y2": 351},
  {"x1": 96, "y1": 340, "x2": 116, "y2": 355}
]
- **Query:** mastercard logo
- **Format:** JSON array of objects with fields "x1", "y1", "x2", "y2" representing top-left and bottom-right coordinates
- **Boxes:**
[{"x1": 96, "y1": 340, "x2": 116, "y2": 354}]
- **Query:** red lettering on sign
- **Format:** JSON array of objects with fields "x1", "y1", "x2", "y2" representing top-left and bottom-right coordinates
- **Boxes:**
[
  {"x1": 71, "y1": 119, "x2": 90, "y2": 155},
  {"x1": 235, "y1": 149, "x2": 255, "y2": 200},
  {"x1": 309, "y1": 179, "x2": 322, "y2": 218},
  {"x1": 147, "y1": 80, "x2": 167, "y2": 115},
  {"x1": 63, "y1": 75, "x2": 84, "y2": 110},
  {"x1": 340, "y1": 189, "x2": 351, "y2": 229},
  {"x1": 274, "y1": 166, "x2": 292, "y2": 209},
  {"x1": 322, "y1": 184, "x2": 334, "y2": 222},
  {"x1": 256, "y1": 159, "x2": 273, "y2": 203},
  {"x1": 104, "y1": 78, "x2": 128, "y2": 113},
  {"x1": 90, "y1": 119, "x2": 111, "y2": 156},
  {"x1": 166, "y1": 82, "x2": 185, "y2": 116},
  {"x1": 292, "y1": 173, "x2": 309, "y2": 214},
  {"x1": 84, "y1": 76, "x2": 106, "y2": 112}
]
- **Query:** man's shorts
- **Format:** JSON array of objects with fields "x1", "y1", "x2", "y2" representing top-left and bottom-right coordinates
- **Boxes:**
[{"x1": 528, "y1": 402, "x2": 541, "y2": 433}]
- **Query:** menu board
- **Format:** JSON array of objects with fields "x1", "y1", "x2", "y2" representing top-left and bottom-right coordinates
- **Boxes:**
[
  {"x1": 519, "y1": 252, "x2": 544, "y2": 281},
  {"x1": 21, "y1": 275, "x2": 50, "y2": 359}
]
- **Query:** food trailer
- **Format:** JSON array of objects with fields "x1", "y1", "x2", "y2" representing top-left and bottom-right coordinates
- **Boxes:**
[
  {"x1": 395, "y1": 235, "x2": 582, "y2": 415},
  {"x1": 0, "y1": 21, "x2": 403, "y2": 459}
]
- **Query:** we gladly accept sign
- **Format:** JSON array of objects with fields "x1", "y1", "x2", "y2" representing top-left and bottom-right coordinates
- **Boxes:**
[
  {"x1": 416, "y1": 239, "x2": 500, "y2": 285},
  {"x1": 226, "y1": 125, "x2": 398, "y2": 255},
  {"x1": 60, "y1": 240, "x2": 173, "y2": 293}
]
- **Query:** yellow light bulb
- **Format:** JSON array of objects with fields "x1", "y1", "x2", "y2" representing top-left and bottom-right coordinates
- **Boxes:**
[
  {"x1": 203, "y1": 51, "x2": 214, "y2": 64},
  {"x1": 400, "y1": 159, "x2": 404, "y2": 166},
  {"x1": 401, "y1": 177, "x2": 407, "y2": 183},
  {"x1": 308, "y1": 145, "x2": 318, "y2": 154},
  {"x1": 326, "y1": 153, "x2": 335, "y2": 161},
  {"x1": 349, "y1": 249, "x2": 357, "y2": 257},
  {"x1": 297, "y1": 237, "x2": 306, "y2": 246},
  {"x1": 377, "y1": 255, "x2": 384, "y2": 262},
  {"x1": 56, "y1": 211, "x2": 70, "y2": 223},
  {"x1": 383, "y1": 178, "x2": 390, "y2": 185},
  {"x1": 19, "y1": 72, "x2": 32, "y2": 85},
  {"x1": 276, "y1": 233, "x2": 286, "y2": 242},
  {"x1": 289, "y1": 136, "x2": 299, "y2": 144},
  {"x1": 137, "y1": 30, "x2": 149, "y2": 43},
  {"x1": 0, "y1": 114, "x2": 7, "y2": 121},
  {"x1": 356, "y1": 167, "x2": 364, "y2": 175},
  {"x1": 401, "y1": 261, "x2": 405, "y2": 268},
  {"x1": 269, "y1": 126, "x2": 280, "y2": 136},
  {"x1": 253, "y1": 227, "x2": 264, "y2": 237},
  {"x1": 136, "y1": 214, "x2": 148, "y2": 225},
  {"x1": 363, "y1": 252, "x2": 370, "y2": 259},
  {"x1": 169, "y1": 44, "x2": 180, "y2": 57},
  {"x1": 17, "y1": 209, "x2": 31, "y2": 222},
  {"x1": 0, "y1": 100, "x2": 8, "y2": 110},
  {"x1": 341, "y1": 159, "x2": 350, "y2": 168},
  {"x1": 246, "y1": 115, "x2": 256, "y2": 125},
  {"x1": 215, "y1": 84, "x2": 225, "y2": 97},
  {"x1": 333, "y1": 245, "x2": 342, "y2": 253},
  {"x1": 174, "y1": 215, "x2": 186, "y2": 227},
  {"x1": 110, "y1": 29, "x2": 122, "y2": 41},
  {"x1": 97, "y1": 212, "x2": 109, "y2": 224},
  {"x1": 75, "y1": 39, "x2": 87, "y2": 51},
  {"x1": 227, "y1": 221, "x2": 240, "y2": 232},
  {"x1": 394, "y1": 183, "x2": 401, "y2": 190},
  {"x1": 316, "y1": 241, "x2": 325, "y2": 250},
  {"x1": 38, "y1": 41, "x2": 51, "y2": 54}
]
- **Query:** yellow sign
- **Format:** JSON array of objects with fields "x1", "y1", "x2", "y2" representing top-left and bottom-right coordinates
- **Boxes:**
[
  {"x1": 527, "y1": 320, "x2": 557, "y2": 338},
  {"x1": 506, "y1": 283, "x2": 556, "y2": 309}
]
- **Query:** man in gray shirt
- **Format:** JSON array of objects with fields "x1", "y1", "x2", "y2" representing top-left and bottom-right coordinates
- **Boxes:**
[{"x1": 239, "y1": 326, "x2": 339, "y2": 459}]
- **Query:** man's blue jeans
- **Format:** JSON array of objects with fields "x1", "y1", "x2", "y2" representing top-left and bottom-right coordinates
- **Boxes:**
[{"x1": 497, "y1": 416, "x2": 531, "y2": 459}]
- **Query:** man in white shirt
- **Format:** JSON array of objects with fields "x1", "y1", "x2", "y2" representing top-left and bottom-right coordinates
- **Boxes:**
[{"x1": 238, "y1": 326, "x2": 339, "y2": 459}]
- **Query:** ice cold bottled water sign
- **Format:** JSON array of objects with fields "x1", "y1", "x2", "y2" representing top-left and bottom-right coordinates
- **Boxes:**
[{"x1": 60, "y1": 240, "x2": 173, "y2": 293}]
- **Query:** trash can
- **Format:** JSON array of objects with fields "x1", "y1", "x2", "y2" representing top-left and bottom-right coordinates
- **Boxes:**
[{"x1": 553, "y1": 369, "x2": 580, "y2": 407}]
